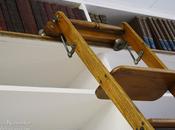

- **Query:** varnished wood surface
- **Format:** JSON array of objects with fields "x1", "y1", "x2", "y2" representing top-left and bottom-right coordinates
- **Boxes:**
[
  {"x1": 46, "y1": 11, "x2": 154, "y2": 130},
  {"x1": 96, "y1": 66, "x2": 175, "y2": 100},
  {"x1": 149, "y1": 118, "x2": 175, "y2": 128}
]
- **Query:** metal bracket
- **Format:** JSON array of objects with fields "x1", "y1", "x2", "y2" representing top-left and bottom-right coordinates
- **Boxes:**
[
  {"x1": 60, "y1": 34, "x2": 76, "y2": 58},
  {"x1": 126, "y1": 45, "x2": 144, "y2": 65},
  {"x1": 113, "y1": 39, "x2": 144, "y2": 65}
]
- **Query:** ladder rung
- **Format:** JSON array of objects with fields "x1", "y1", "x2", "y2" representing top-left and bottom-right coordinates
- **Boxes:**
[{"x1": 96, "y1": 65, "x2": 175, "y2": 101}]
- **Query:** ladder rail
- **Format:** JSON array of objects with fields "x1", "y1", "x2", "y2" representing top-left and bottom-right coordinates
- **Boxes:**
[{"x1": 45, "y1": 11, "x2": 155, "y2": 130}]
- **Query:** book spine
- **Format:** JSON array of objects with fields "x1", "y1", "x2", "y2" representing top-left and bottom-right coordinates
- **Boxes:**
[
  {"x1": 58, "y1": 5, "x2": 68, "y2": 17},
  {"x1": 78, "y1": 9, "x2": 87, "y2": 21},
  {"x1": 44, "y1": 2, "x2": 53, "y2": 20},
  {"x1": 135, "y1": 17, "x2": 151, "y2": 47},
  {"x1": 152, "y1": 18, "x2": 169, "y2": 50},
  {"x1": 168, "y1": 20, "x2": 175, "y2": 37},
  {"x1": 162, "y1": 19, "x2": 175, "y2": 51},
  {"x1": 89, "y1": 13, "x2": 96, "y2": 22},
  {"x1": 16, "y1": 0, "x2": 37, "y2": 34},
  {"x1": 0, "y1": 5, "x2": 7, "y2": 30},
  {"x1": 30, "y1": 0, "x2": 44, "y2": 31},
  {"x1": 156, "y1": 18, "x2": 173, "y2": 51},
  {"x1": 38, "y1": 1, "x2": 48, "y2": 26},
  {"x1": 72, "y1": 8, "x2": 81, "y2": 20},
  {"x1": 146, "y1": 17, "x2": 165, "y2": 50},
  {"x1": 6, "y1": 0, "x2": 24, "y2": 32},
  {"x1": 94, "y1": 14, "x2": 101, "y2": 23},
  {"x1": 51, "y1": 3, "x2": 58, "y2": 14},
  {"x1": 0, "y1": 0, "x2": 13, "y2": 31},
  {"x1": 66, "y1": 7, "x2": 75, "y2": 19},
  {"x1": 142, "y1": 17, "x2": 156, "y2": 49},
  {"x1": 99, "y1": 15, "x2": 107, "y2": 24}
]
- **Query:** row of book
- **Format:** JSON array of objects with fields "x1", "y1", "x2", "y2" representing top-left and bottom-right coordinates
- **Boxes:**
[
  {"x1": 130, "y1": 16, "x2": 175, "y2": 51},
  {"x1": 89, "y1": 13, "x2": 107, "y2": 24},
  {"x1": 0, "y1": 0, "x2": 87, "y2": 34}
]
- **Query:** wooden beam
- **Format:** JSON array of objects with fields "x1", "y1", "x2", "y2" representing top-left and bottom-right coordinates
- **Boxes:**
[
  {"x1": 148, "y1": 118, "x2": 175, "y2": 128},
  {"x1": 46, "y1": 11, "x2": 154, "y2": 130}
]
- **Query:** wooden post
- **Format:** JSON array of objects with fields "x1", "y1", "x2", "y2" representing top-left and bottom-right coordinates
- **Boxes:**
[{"x1": 46, "y1": 11, "x2": 155, "y2": 130}]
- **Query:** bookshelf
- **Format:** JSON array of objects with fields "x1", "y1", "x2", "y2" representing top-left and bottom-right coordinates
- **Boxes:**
[{"x1": 0, "y1": 0, "x2": 175, "y2": 130}]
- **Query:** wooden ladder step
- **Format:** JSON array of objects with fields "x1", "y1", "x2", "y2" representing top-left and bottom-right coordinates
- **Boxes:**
[{"x1": 96, "y1": 66, "x2": 175, "y2": 101}]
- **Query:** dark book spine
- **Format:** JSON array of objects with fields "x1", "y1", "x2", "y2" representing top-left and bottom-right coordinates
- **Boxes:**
[
  {"x1": 72, "y1": 8, "x2": 81, "y2": 20},
  {"x1": 99, "y1": 15, "x2": 107, "y2": 24},
  {"x1": 78, "y1": 9, "x2": 87, "y2": 21},
  {"x1": 44, "y1": 2, "x2": 53, "y2": 20},
  {"x1": 30, "y1": 0, "x2": 44, "y2": 31},
  {"x1": 0, "y1": 0, "x2": 13, "y2": 31},
  {"x1": 66, "y1": 7, "x2": 75, "y2": 19},
  {"x1": 168, "y1": 20, "x2": 175, "y2": 37},
  {"x1": 162, "y1": 19, "x2": 175, "y2": 51},
  {"x1": 156, "y1": 18, "x2": 173, "y2": 51},
  {"x1": 142, "y1": 17, "x2": 156, "y2": 49},
  {"x1": 152, "y1": 18, "x2": 169, "y2": 50},
  {"x1": 16, "y1": 0, "x2": 37, "y2": 34},
  {"x1": 0, "y1": 5, "x2": 7, "y2": 30},
  {"x1": 135, "y1": 17, "x2": 151, "y2": 47},
  {"x1": 146, "y1": 17, "x2": 165, "y2": 50},
  {"x1": 89, "y1": 13, "x2": 96, "y2": 22},
  {"x1": 59, "y1": 5, "x2": 68, "y2": 17},
  {"x1": 6, "y1": 0, "x2": 24, "y2": 32},
  {"x1": 51, "y1": 3, "x2": 58, "y2": 14},
  {"x1": 38, "y1": 1, "x2": 48, "y2": 26}
]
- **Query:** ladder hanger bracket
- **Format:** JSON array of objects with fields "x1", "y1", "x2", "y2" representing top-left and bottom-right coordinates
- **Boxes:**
[
  {"x1": 60, "y1": 34, "x2": 76, "y2": 58},
  {"x1": 113, "y1": 39, "x2": 144, "y2": 65}
]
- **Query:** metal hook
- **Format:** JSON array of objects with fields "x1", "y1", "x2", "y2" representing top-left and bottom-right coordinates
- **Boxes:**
[
  {"x1": 126, "y1": 45, "x2": 144, "y2": 65},
  {"x1": 113, "y1": 39, "x2": 144, "y2": 65},
  {"x1": 60, "y1": 34, "x2": 76, "y2": 58}
]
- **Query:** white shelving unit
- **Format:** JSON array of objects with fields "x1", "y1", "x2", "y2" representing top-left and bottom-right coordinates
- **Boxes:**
[{"x1": 0, "y1": 0, "x2": 175, "y2": 130}]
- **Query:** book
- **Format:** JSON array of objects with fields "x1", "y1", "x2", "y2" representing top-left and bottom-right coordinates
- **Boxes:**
[
  {"x1": 167, "y1": 20, "x2": 175, "y2": 37},
  {"x1": 78, "y1": 9, "x2": 87, "y2": 21},
  {"x1": 146, "y1": 17, "x2": 166, "y2": 50},
  {"x1": 0, "y1": 5, "x2": 7, "y2": 30},
  {"x1": 66, "y1": 7, "x2": 75, "y2": 19},
  {"x1": 132, "y1": 17, "x2": 151, "y2": 47},
  {"x1": 59, "y1": 4, "x2": 68, "y2": 17},
  {"x1": 99, "y1": 15, "x2": 107, "y2": 24},
  {"x1": 162, "y1": 19, "x2": 175, "y2": 51},
  {"x1": 89, "y1": 13, "x2": 96, "y2": 22},
  {"x1": 38, "y1": 1, "x2": 48, "y2": 26},
  {"x1": 51, "y1": 3, "x2": 58, "y2": 14},
  {"x1": 94, "y1": 14, "x2": 101, "y2": 23},
  {"x1": 30, "y1": 0, "x2": 44, "y2": 31},
  {"x1": 44, "y1": 2, "x2": 53, "y2": 20},
  {"x1": 0, "y1": 0, "x2": 13, "y2": 31},
  {"x1": 72, "y1": 8, "x2": 87, "y2": 20},
  {"x1": 16, "y1": 0, "x2": 38, "y2": 34},
  {"x1": 142, "y1": 17, "x2": 156, "y2": 49},
  {"x1": 152, "y1": 18, "x2": 169, "y2": 50},
  {"x1": 155, "y1": 18, "x2": 172, "y2": 51},
  {"x1": 6, "y1": 0, "x2": 24, "y2": 32}
]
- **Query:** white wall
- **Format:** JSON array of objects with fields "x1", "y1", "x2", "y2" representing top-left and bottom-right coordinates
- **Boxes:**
[{"x1": 81, "y1": 101, "x2": 132, "y2": 130}]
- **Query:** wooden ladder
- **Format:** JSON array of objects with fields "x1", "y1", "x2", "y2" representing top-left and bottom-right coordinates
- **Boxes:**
[{"x1": 43, "y1": 12, "x2": 175, "y2": 130}]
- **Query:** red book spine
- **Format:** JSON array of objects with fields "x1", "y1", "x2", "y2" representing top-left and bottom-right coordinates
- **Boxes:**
[
  {"x1": 0, "y1": 5, "x2": 7, "y2": 30},
  {"x1": 44, "y1": 2, "x2": 53, "y2": 20},
  {"x1": 16, "y1": 0, "x2": 37, "y2": 34}
]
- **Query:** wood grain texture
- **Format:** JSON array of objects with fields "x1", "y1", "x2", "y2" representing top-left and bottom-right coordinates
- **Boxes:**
[
  {"x1": 96, "y1": 66, "x2": 175, "y2": 100},
  {"x1": 46, "y1": 11, "x2": 154, "y2": 130},
  {"x1": 149, "y1": 118, "x2": 175, "y2": 128}
]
